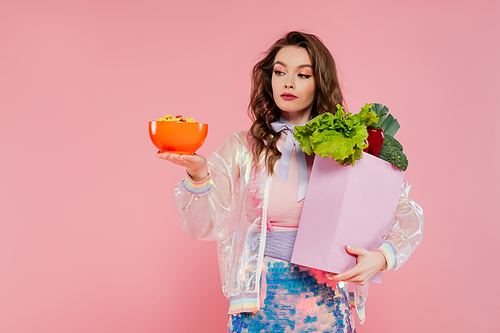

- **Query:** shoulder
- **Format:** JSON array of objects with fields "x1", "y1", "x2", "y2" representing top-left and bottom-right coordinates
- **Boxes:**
[
  {"x1": 223, "y1": 129, "x2": 252, "y2": 149},
  {"x1": 213, "y1": 129, "x2": 252, "y2": 158}
]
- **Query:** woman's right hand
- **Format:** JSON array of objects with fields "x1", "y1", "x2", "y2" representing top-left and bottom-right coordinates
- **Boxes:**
[{"x1": 157, "y1": 152, "x2": 208, "y2": 181}]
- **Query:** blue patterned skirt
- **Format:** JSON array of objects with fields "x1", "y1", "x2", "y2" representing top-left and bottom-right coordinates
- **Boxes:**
[{"x1": 227, "y1": 256, "x2": 356, "y2": 333}]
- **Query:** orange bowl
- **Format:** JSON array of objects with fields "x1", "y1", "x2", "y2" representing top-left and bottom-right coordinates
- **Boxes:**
[{"x1": 149, "y1": 121, "x2": 208, "y2": 155}]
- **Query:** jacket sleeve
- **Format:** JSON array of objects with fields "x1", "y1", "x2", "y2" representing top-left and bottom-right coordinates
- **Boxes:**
[
  {"x1": 173, "y1": 132, "x2": 243, "y2": 241},
  {"x1": 377, "y1": 181, "x2": 424, "y2": 270}
]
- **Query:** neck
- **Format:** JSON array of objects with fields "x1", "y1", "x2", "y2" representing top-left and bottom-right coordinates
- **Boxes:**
[{"x1": 280, "y1": 108, "x2": 312, "y2": 126}]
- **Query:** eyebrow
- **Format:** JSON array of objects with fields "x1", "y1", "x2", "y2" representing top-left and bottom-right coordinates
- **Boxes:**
[{"x1": 274, "y1": 61, "x2": 313, "y2": 69}]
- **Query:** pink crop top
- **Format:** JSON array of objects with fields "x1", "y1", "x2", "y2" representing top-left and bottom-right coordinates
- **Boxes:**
[{"x1": 267, "y1": 132, "x2": 315, "y2": 232}]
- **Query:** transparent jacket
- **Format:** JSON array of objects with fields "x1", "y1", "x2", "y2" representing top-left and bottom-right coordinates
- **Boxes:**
[{"x1": 174, "y1": 130, "x2": 424, "y2": 323}]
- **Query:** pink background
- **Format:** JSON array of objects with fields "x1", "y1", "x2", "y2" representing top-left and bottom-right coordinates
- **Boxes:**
[{"x1": 1, "y1": 1, "x2": 499, "y2": 332}]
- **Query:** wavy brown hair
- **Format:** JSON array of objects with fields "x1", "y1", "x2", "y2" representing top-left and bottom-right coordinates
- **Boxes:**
[{"x1": 248, "y1": 31, "x2": 345, "y2": 174}]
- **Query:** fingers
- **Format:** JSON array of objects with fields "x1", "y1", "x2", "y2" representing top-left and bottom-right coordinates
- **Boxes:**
[
  {"x1": 331, "y1": 266, "x2": 360, "y2": 283},
  {"x1": 157, "y1": 151, "x2": 180, "y2": 162},
  {"x1": 157, "y1": 151, "x2": 201, "y2": 161},
  {"x1": 156, "y1": 151, "x2": 184, "y2": 160},
  {"x1": 157, "y1": 152, "x2": 189, "y2": 168},
  {"x1": 325, "y1": 272, "x2": 337, "y2": 280},
  {"x1": 332, "y1": 268, "x2": 370, "y2": 285},
  {"x1": 157, "y1": 152, "x2": 197, "y2": 165},
  {"x1": 332, "y1": 245, "x2": 365, "y2": 279},
  {"x1": 156, "y1": 152, "x2": 208, "y2": 180},
  {"x1": 344, "y1": 245, "x2": 366, "y2": 257},
  {"x1": 328, "y1": 245, "x2": 374, "y2": 285}
]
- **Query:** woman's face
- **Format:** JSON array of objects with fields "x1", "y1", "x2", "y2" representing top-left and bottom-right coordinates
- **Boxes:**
[{"x1": 271, "y1": 46, "x2": 316, "y2": 125}]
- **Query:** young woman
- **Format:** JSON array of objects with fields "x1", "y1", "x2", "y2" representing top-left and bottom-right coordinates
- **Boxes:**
[{"x1": 158, "y1": 31, "x2": 424, "y2": 332}]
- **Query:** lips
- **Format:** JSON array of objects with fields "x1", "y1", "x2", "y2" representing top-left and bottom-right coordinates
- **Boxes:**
[{"x1": 281, "y1": 93, "x2": 297, "y2": 101}]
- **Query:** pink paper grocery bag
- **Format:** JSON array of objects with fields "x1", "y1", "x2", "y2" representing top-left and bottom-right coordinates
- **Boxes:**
[{"x1": 290, "y1": 153, "x2": 404, "y2": 284}]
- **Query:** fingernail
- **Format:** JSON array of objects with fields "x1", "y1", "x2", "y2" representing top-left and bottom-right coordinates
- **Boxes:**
[{"x1": 346, "y1": 245, "x2": 351, "y2": 250}]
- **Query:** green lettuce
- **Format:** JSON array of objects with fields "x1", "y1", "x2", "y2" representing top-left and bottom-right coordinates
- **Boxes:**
[{"x1": 294, "y1": 104, "x2": 378, "y2": 166}]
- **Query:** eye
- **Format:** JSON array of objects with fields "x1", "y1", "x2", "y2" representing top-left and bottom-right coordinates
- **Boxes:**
[
  {"x1": 273, "y1": 70, "x2": 285, "y2": 76},
  {"x1": 298, "y1": 73, "x2": 312, "y2": 79}
]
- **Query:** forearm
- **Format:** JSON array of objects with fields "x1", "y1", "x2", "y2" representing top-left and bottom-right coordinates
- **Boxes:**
[
  {"x1": 175, "y1": 173, "x2": 214, "y2": 239},
  {"x1": 175, "y1": 166, "x2": 233, "y2": 240},
  {"x1": 378, "y1": 182, "x2": 424, "y2": 270}
]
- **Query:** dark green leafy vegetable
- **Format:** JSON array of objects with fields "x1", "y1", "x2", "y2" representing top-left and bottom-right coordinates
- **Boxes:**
[
  {"x1": 378, "y1": 135, "x2": 408, "y2": 171},
  {"x1": 369, "y1": 103, "x2": 400, "y2": 137}
]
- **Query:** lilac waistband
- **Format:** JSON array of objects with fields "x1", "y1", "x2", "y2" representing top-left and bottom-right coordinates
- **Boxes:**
[{"x1": 264, "y1": 231, "x2": 298, "y2": 262}]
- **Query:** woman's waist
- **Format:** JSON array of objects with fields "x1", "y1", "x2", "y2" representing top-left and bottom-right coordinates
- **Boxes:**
[
  {"x1": 264, "y1": 230, "x2": 297, "y2": 262},
  {"x1": 269, "y1": 224, "x2": 298, "y2": 232}
]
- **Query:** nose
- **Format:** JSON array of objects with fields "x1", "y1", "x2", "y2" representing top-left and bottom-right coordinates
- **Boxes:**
[{"x1": 284, "y1": 77, "x2": 295, "y2": 89}]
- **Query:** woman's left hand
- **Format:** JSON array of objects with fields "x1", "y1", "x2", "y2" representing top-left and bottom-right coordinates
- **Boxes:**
[{"x1": 325, "y1": 245, "x2": 387, "y2": 285}]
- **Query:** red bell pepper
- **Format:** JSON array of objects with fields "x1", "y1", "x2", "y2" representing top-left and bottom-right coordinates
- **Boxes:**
[{"x1": 364, "y1": 127, "x2": 384, "y2": 157}]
